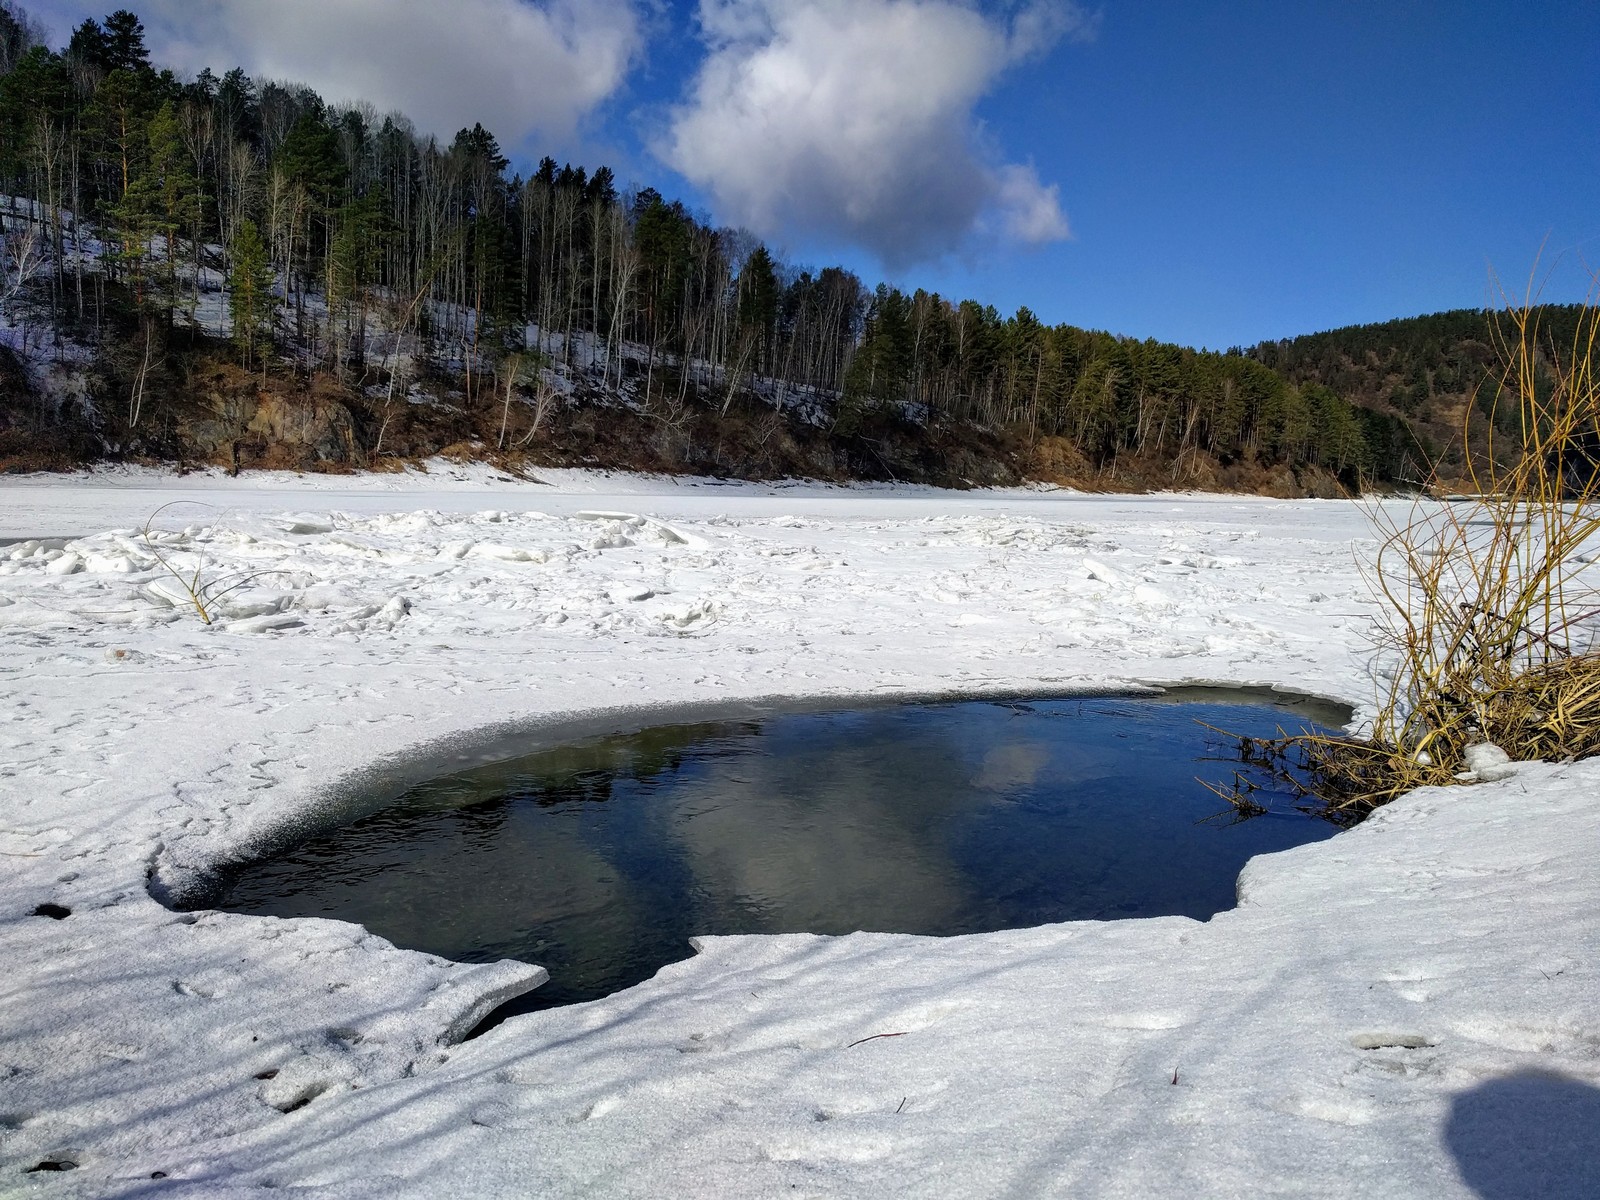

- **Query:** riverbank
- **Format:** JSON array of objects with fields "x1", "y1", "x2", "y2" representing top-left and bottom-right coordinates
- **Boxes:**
[{"x1": 1, "y1": 467, "x2": 1594, "y2": 1197}]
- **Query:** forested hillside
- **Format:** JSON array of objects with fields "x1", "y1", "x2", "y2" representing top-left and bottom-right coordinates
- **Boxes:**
[
  {"x1": 1248, "y1": 305, "x2": 1592, "y2": 475},
  {"x1": 0, "y1": 5, "x2": 1419, "y2": 492}
]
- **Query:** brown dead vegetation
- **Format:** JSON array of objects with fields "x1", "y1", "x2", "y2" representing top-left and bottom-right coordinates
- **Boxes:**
[
  {"x1": 1218, "y1": 299, "x2": 1600, "y2": 821},
  {"x1": 1, "y1": 340, "x2": 1378, "y2": 497}
]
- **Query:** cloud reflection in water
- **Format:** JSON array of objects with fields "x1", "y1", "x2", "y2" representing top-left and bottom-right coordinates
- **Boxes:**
[{"x1": 216, "y1": 699, "x2": 1337, "y2": 1012}]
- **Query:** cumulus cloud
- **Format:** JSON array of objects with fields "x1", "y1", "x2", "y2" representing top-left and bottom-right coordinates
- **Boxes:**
[
  {"x1": 660, "y1": 0, "x2": 1086, "y2": 267},
  {"x1": 55, "y1": 0, "x2": 644, "y2": 148},
  {"x1": 992, "y1": 162, "x2": 1070, "y2": 242}
]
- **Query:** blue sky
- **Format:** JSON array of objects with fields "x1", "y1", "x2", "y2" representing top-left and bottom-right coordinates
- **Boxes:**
[
  {"x1": 923, "y1": 0, "x2": 1600, "y2": 348},
  {"x1": 28, "y1": 0, "x2": 1600, "y2": 349}
]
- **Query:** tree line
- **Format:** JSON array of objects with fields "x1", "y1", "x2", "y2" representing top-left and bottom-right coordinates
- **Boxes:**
[
  {"x1": 0, "y1": 4, "x2": 1418, "y2": 486},
  {"x1": 1249, "y1": 305, "x2": 1594, "y2": 473}
]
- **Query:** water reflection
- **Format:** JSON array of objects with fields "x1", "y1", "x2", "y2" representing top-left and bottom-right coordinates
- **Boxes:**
[
  {"x1": 214, "y1": 698, "x2": 1337, "y2": 1014},
  {"x1": 660, "y1": 714, "x2": 977, "y2": 936}
]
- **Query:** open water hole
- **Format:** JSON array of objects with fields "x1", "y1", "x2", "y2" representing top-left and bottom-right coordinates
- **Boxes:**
[{"x1": 209, "y1": 692, "x2": 1343, "y2": 1026}]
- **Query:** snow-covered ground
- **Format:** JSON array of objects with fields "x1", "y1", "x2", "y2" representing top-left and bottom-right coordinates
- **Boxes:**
[{"x1": 1, "y1": 466, "x2": 1596, "y2": 1198}]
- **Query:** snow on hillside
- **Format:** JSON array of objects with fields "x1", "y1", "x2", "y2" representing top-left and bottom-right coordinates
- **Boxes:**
[
  {"x1": 1, "y1": 470, "x2": 1596, "y2": 1197},
  {"x1": 2, "y1": 197, "x2": 833, "y2": 443}
]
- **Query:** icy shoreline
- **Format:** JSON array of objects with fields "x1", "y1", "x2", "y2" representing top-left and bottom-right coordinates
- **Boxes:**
[{"x1": 2, "y1": 467, "x2": 1595, "y2": 1197}]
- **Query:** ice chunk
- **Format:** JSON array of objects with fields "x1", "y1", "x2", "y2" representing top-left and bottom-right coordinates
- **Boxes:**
[
  {"x1": 45, "y1": 553, "x2": 84, "y2": 576},
  {"x1": 1083, "y1": 557, "x2": 1122, "y2": 584},
  {"x1": 223, "y1": 613, "x2": 304, "y2": 634},
  {"x1": 574, "y1": 510, "x2": 644, "y2": 526},
  {"x1": 1464, "y1": 742, "x2": 1519, "y2": 782},
  {"x1": 471, "y1": 543, "x2": 548, "y2": 563}
]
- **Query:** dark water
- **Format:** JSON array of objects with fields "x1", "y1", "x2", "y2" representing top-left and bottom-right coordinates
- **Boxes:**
[{"x1": 213, "y1": 696, "x2": 1339, "y2": 1019}]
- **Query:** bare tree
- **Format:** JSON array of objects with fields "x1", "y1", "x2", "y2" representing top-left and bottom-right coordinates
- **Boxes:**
[
  {"x1": 0, "y1": 1, "x2": 46, "y2": 78},
  {"x1": 0, "y1": 218, "x2": 46, "y2": 310}
]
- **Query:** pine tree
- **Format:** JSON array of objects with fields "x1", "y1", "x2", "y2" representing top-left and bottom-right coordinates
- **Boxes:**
[
  {"x1": 65, "y1": 18, "x2": 110, "y2": 78},
  {"x1": 327, "y1": 196, "x2": 386, "y2": 373},
  {"x1": 736, "y1": 244, "x2": 779, "y2": 372},
  {"x1": 126, "y1": 99, "x2": 198, "y2": 320},
  {"x1": 102, "y1": 10, "x2": 151, "y2": 76},
  {"x1": 228, "y1": 217, "x2": 273, "y2": 367}
]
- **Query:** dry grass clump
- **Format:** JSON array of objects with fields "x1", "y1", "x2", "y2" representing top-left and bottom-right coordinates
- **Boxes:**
[
  {"x1": 1226, "y1": 297, "x2": 1600, "y2": 821},
  {"x1": 141, "y1": 503, "x2": 283, "y2": 626}
]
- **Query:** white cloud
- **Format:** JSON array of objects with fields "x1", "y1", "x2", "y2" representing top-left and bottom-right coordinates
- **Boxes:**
[
  {"x1": 661, "y1": 0, "x2": 1083, "y2": 267},
  {"x1": 992, "y1": 162, "x2": 1071, "y2": 242},
  {"x1": 1005, "y1": 0, "x2": 1099, "y2": 62},
  {"x1": 55, "y1": 0, "x2": 644, "y2": 149}
]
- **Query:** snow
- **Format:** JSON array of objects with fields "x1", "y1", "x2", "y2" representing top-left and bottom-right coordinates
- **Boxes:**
[
  {"x1": 1, "y1": 467, "x2": 1596, "y2": 1197},
  {"x1": 1462, "y1": 743, "x2": 1519, "y2": 783}
]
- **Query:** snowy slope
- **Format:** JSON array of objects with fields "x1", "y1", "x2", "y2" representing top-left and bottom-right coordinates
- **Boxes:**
[{"x1": 0, "y1": 469, "x2": 1595, "y2": 1197}]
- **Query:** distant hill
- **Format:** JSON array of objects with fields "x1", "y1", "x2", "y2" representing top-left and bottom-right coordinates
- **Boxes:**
[{"x1": 1247, "y1": 305, "x2": 1591, "y2": 476}]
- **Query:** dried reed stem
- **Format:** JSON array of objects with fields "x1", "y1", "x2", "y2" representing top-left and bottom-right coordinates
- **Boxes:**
[{"x1": 1222, "y1": 293, "x2": 1600, "y2": 818}]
